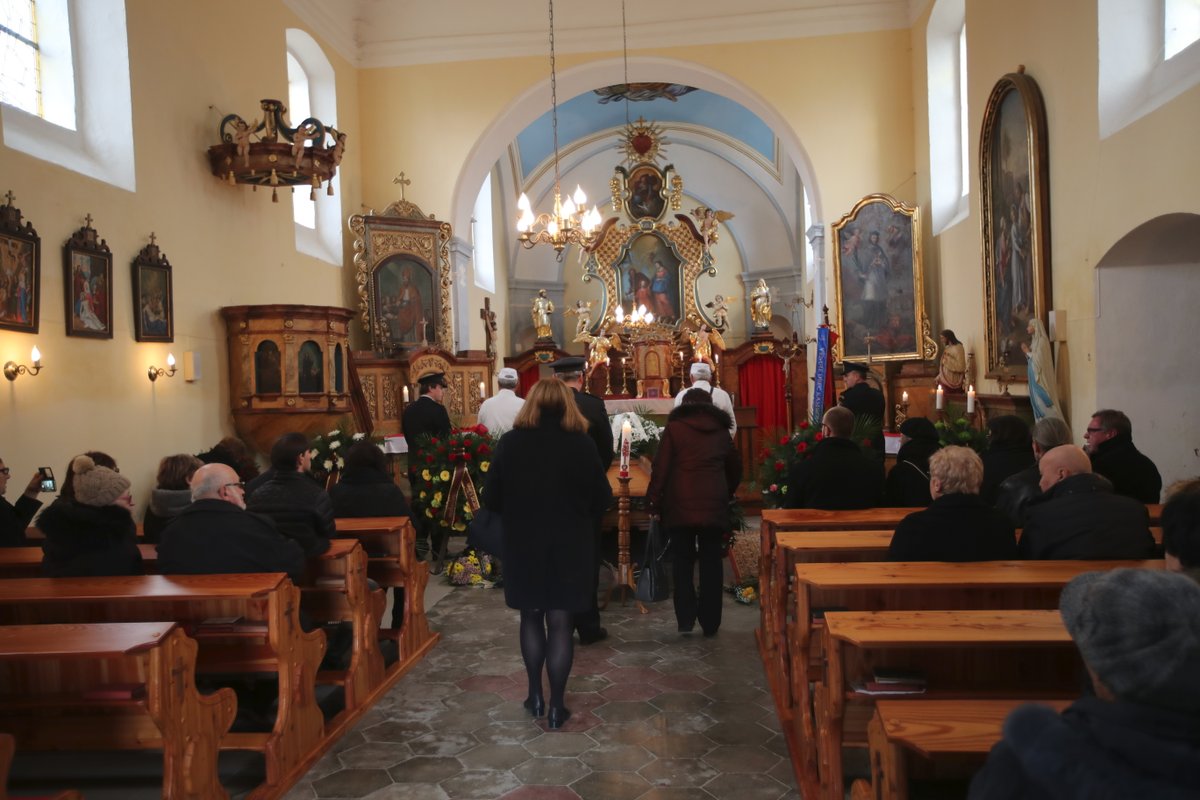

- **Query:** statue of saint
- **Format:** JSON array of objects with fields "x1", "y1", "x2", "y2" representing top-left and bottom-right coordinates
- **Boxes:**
[
  {"x1": 531, "y1": 289, "x2": 555, "y2": 341},
  {"x1": 1022, "y1": 318, "x2": 1065, "y2": 422},
  {"x1": 935, "y1": 329, "x2": 967, "y2": 391},
  {"x1": 564, "y1": 299, "x2": 593, "y2": 338},
  {"x1": 704, "y1": 294, "x2": 731, "y2": 330},
  {"x1": 750, "y1": 279, "x2": 772, "y2": 330},
  {"x1": 687, "y1": 323, "x2": 725, "y2": 365}
]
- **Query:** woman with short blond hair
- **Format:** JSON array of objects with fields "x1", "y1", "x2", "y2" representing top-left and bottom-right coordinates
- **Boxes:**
[
  {"x1": 887, "y1": 446, "x2": 1017, "y2": 562},
  {"x1": 484, "y1": 379, "x2": 612, "y2": 729}
]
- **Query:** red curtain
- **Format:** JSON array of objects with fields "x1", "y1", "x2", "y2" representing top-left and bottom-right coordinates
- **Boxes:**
[
  {"x1": 738, "y1": 354, "x2": 787, "y2": 432},
  {"x1": 518, "y1": 365, "x2": 539, "y2": 398}
]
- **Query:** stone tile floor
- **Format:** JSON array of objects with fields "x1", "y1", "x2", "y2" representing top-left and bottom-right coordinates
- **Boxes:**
[{"x1": 283, "y1": 585, "x2": 800, "y2": 800}]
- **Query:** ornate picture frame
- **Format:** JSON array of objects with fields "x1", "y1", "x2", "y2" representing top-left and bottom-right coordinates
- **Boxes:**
[
  {"x1": 980, "y1": 68, "x2": 1051, "y2": 380},
  {"x1": 62, "y1": 216, "x2": 113, "y2": 339},
  {"x1": 0, "y1": 192, "x2": 40, "y2": 334},
  {"x1": 831, "y1": 193, "x2": 934, "y2": 363},
  {"x1": 349, "y1": 200, "x2": 453, "y2": 354},
  {"x1": 131, "y1": 235, "x2": 174, "y2": 343}
]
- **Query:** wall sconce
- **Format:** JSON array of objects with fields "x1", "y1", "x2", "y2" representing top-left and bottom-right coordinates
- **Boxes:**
[
  {"x1": 4, "y1": 345, "x2": 43, "y2": 381},
  {"x1": 148, "y1": 352, "x2": 177, "y2": 382}
]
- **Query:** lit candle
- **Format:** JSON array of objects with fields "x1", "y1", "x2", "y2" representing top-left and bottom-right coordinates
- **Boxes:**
[
  {"x1": 967, "y1": 385, "x2": 976, "y2": 414},
  {"x1": 678, "y1": 350, "x2": 684, "y2": 362},
  {"x1": 479, "y1": 381, "x2": 486, "y2": 399},
  {"x1": 167, "y1": 353, "x2": 176, "y2": 369},
  {"x1": 936, "y1": 385, "x2": 944, "y2": 410},
  {"x1": 901, "y1": 390, "x2": 909, "y2": 404},
  {"x1": 402, "y1": 385, "x2": 410, "y2": 403},
  {"x1": 30, "y1": 345, "x2": 41, "y2": 366},
  {"x1": 620, "y1": 419, "x2": 632, "y2": 476}
]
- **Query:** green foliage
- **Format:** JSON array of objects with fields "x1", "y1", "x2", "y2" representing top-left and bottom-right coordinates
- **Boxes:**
[{"x1": 934, "y1": 415, "x2": 989, "y2": 453}]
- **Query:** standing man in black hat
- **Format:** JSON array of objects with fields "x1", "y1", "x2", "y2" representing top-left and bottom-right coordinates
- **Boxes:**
[
  {"x1": 403, "y1": 368, "x2": 453, "y2": 561},
  {"x1": 551, "y1": 356, "x2": 614, "y2": 645},
  {"x1": 839, "y1": 361, "x2": 885, "y2": 451}
]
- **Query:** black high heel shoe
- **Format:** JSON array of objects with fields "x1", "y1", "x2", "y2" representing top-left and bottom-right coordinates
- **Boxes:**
[
  {"x1": 547, "y1": 706, "x2": 571, "y2": 729},
  {"x1": 523, "y1": 696, "x2": 545, "y2": 718}
]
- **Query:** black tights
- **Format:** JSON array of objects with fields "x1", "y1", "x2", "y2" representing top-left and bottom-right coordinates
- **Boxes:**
[{"x1": 519, "y1": 608, "x2": 574, "y2": 709}]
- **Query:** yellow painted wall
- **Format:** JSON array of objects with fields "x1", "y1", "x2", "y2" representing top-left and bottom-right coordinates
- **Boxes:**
[{"x1": 0, "y1": 0, "x2": 362, "y2": 514}]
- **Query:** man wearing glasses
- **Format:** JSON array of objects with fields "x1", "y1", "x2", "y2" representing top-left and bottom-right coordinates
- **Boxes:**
[
  {"x1": 0, "y1": 459, "x2": 43, "y2": 547},
  {"x1": 1083, "y1": 409, "x2": 1163, "y2": 504},
  {"x1": 157, "y1": 463, "x2": 305, "y2": 583}
]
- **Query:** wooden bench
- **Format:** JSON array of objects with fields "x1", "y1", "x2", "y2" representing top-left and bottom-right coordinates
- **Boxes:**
[
  {"x1": 333, "y1": 517, "x2": 435, "y2": 661},
  {"x1": 816, "y1": 609, "x2": 1077, "y2": 800},
  {"x1": 782, "y1": 559, "x2": 1160, "y2": 799},
  {"x1": 850, "y1": 698, "x2": 1072, "y2": 800},
  {"x1": 0, "y1": 622, "x2": 236, "y2": 799},
  {"x1": 1, "y1": 732, "x2": 83, "y2": 800},
  {"x1": 0, "y1": 573, "x2": 325, "y2": 795}
]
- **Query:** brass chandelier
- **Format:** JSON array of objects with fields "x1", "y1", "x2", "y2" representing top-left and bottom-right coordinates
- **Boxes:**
[{"x1": 515, "y1": 0, "x2": 603, "y2": 260}]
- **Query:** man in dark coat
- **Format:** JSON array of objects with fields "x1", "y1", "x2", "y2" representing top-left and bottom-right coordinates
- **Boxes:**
[
  {"x1": 995, "y1": 416, "x2": 1072, "y2": 526},
  {"x1": 551, "y1": 356, "x2": 614, "y2": 645},
  {"x1": 783, "y1": 406, "x2": 883, "y2": 510},
  {"x1": 158, "y1": 463, "x2": 306, "y2": 583},
  {"x1": 1084, "y1": 408, "x2": 1163, "y2": 503},
  {"x1": 887, "y1": 446, "x2": 1017, "y2": 561},
  {"x1": 246, "y1": 432, "x2": 333, "y2": 557},
  {"x1": 1019, "y1": 445, "x2": 1155, "y2": 560},
  {"x1": 839, "y1": 362, "x2": 884, "y2": 451},
  {"x1": 969, "y1": 569, "x2": 1200, "y2": 799},
  {"x1": 402, "y1": 368, "x2": 453, "y2": 561},
  {"x1": 0, "y1": 456, "x2": 42, "y2": 547}
]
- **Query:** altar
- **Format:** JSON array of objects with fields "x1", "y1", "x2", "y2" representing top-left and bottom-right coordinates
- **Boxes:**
[{"x1": 604, "y1": 398, "x2": 675, "y2": 416}]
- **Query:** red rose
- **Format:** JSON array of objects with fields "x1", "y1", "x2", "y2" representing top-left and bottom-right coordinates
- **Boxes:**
[
  {"x1": 463, "y1": 452, "x2": 473, "y2": 461},
  {"x1": 425, "y1": 455, "x2": 434, "y2": 463},
  {"x1": 861, "y1": 438, "x2": 872, "y2": 447},
  {"x1": 799, "y1": 421, "x2": 810, "y2": 430},
  {"x1": 778, "y1": 436, "x2": 789, "y2": 446},
  {"x1": 475, "y1": 424, "x2": 488, "y2": 435},
  {"x1": 814, "y1": 432, "x2": 824, "y2": 442},
  {"x1": 438, "y1": 445, "x2": 447, "y2": 454},
  {"x1": 774, "y1": 460, "x2": 785, "y2": 472},
  {"x1": 796, "y1": 442, "x2": 807, "y2": 453}
]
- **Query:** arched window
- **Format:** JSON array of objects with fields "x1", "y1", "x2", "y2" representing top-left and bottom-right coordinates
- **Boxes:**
[
  {"x1": 0, "y1": 0, "x2": 134, "y2": 190},
  {"x1": 286, "y1": 29, "x2": 342, "y2": 265},
  {"x1": 926, "y1": 0, "x2": 968, "y2": 234},
  {"x1": 472, "y1": 171, "x2": 496, "y2": 292}
]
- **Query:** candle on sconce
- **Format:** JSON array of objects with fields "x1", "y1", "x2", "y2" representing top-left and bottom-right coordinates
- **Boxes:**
[
  {"x1": 967, "y1": 385, "x2": 976, "y2": 414},
  {"x1": 620, "y1": 419, "x2": 632, "y2": 476},
  {"x1": 935, "y1": 385, "x2": 944, "y2": 410},
  {"x1": 30, "y1": 345, "x2": 41, "y2": 366},
  {"x1": 402, "y1": 385, "x2": 410, "y2": 403},
  {"x1": 901, "y1": 390, "x2": 909, "y2": 404}
]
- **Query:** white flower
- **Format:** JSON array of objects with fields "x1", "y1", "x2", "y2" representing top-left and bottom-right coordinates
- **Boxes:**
[
  {"x1": 309, "y1": 449, "x2": 319, "y2": 459},
  {"x1": 352, "y1": 432, "x2": 366, "y2": 441},
  {"x1": 336, "y1": 457, "x2": 345, "y2": 469},
  {"x1": 327, "y1": 429, "x2": 340, "y2": 437},
  {"x1": 323, "y1": 459, "x2": 333, "y2": 471},
  {"x1": 329, "y1": 440, "x2": 341, "y2": 450}
]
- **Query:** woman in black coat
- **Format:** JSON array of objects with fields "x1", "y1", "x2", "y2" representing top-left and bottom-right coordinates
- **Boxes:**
[
  {"x1": 884, "y1": 417, "x2": 941, "y2": 507},
  {"x1": 330, "y1": 440, "x2": 410, "y2": 518},
  {"x1": 979, "y1": 415, "x2": 1034, "y2": 505},
  {"x1": 40, "y1": 455, "x2": 142, "y2": 577},
  {"x1": 646, "y1": 389, "x2": 741, "y2": 637},
  {"x1": 483, "y1": 379, "x2": 612, "y2": 729}
]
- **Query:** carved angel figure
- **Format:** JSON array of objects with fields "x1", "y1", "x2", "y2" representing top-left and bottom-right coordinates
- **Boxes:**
[
  {"x1": 692, "y1": 206, "x2": 735, "y2": 252},
  {"x1": 292, "y1": 121, "x2": 321, "y2": 167},
  {"x1": 750, "y1": 279, "x2": 772, "y2": 330},
  {"x1": 232, "y1": 118, "x2": 259, "y2": 168},
  {"x1": 575, "y1": 329, "x2": 624, "y2": 372},
  {"x1": 564, "y1": 299, "x2": 594, "y2": 338},
  {"x1": 705, "y1": 294, "x2": 731, "y2": 330},
  {"x1": 686, "y1": 323, "x2": 726, "y2": 365}
]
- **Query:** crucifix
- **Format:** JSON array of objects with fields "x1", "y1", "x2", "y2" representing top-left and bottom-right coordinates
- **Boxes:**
[
  {"x1": 4, "y1": 190, "x2": 14, "y2": 206},
  {"x1": 419, "y1": 315, "x2": 429, "y2": 348},
  {"x1": 84, "y1": 213, "x2": 94, "y2": 228},
  {"x1": 480, "y1": 298, "x2": 498, "y2": 361},
  {"x1": 148, "y1": 232, "x2": 157, "y2": 246},
  {"x1": 392, "y1": 172, "x2": 411, "y2": 201}
]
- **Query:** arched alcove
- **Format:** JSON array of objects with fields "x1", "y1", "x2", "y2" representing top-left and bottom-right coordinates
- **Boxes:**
[{"x1": 1095, "y1": 212, "x2": 1200, "y2": 490}]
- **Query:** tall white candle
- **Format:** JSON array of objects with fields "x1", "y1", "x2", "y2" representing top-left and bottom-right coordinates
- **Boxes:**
[
  {"x1": 901, "y1": 390, "x2": 909, "y2": 404},
  {"x1": 479, "y1": 381, "x2": 486, "y2": 399},
  {"x1": 620, "y1": 419, "x2": 632, "y2": 473},
  {"x1": 935, "y1": 385, "x2": 944, "y2": 410},
  {"x1": 967, "y1": 385, "x2": 976, "y2": 413},
  {"x1": 402, "y1": 385, "x2": 410, "y2": 403}
]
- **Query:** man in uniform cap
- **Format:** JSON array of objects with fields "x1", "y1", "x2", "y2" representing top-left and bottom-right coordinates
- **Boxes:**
[
  {"x1": 839, "y1": 361, "x2": 885, "y2": 451},
  {"x1": 478, "y1": 367, "x2": 525, "y2": 435},
  {"x1": 403, "y1": 367, "x2": 453, "y2": 560},
  {"x1": 550, "y1": 355, "x2": 614, "y2": 644}
]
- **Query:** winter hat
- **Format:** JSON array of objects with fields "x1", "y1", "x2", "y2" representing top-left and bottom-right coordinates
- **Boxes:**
[
  {"x1": 71, "y1": 454, "x2": 131, "y2": 507},
  {"x1": 1059, "y1": 568, "x2": 1200, "y2": 712},
  {"x1": 899, "y1": 417, "x2": 939, "y2": 441}
]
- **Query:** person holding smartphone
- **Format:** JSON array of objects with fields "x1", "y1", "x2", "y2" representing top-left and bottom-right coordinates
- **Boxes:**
[{"x1": 0, "y1": 457, "x2": 46, "y2": 547}]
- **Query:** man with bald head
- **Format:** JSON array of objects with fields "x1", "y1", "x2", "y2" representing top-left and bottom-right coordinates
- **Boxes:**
[
  {"x1": 1018, "y1": 444, "x2": 1155, "y2": 560},
  {"x1": 157, "y1": 463, "x2": 306, "y2": 582}
]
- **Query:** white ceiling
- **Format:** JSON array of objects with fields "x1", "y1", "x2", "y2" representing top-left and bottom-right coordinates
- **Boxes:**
[{"x1": 284, "y1": 0, "x2": 925, "y2": 68}]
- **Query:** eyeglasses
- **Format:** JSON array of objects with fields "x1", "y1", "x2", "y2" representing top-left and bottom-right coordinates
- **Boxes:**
[
  {"x1": 224, "y1": 481, "x2": 246, "y2": 491},
  {"x1": 1085, "y1": 427, "x2": 1104, "y2": 434},
  {"x1": 0, "y1": 468, "x2": 9, "y2": 476}
]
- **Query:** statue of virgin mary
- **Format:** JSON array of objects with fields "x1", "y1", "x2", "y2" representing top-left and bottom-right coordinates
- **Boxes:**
[{"x1": 1022, "y1": 318, "x2": 1065, "y2": 422}]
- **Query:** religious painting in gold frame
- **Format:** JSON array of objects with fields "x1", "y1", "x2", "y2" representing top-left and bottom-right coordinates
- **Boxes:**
[
  {"x1": 831, "y1": 194, "x2": 934, "y2": 363},
  {"x1": 349, "y1": 200, "x2": 453, "y2": 354},
  {"x1": 980, "y1": 69, "x2": 1051, "y2": 380}
]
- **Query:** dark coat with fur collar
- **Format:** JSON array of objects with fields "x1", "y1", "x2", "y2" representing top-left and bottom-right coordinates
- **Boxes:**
[
  {"x1": 38, "y1": 499, "x2": 142, "y2": 577},
  {"x1": 969, "y1": 696, "x2": 1200, "y2": 799},
  {"x1": 646, "y1": 403, "x2": 741, "y2": 531}
]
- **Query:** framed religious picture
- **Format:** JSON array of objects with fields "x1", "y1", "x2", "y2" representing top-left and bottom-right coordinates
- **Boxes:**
[
  {"x1": 615, "y1": 232, "x2": 685, "y2": 324},
  {"x1": 0, "y1": 192, "x2": 41, "y2": 334},
  {"x1": 131, "y1": 235, "x2": 174, "y2": 343},
  {"x1": 62, "y1": 216, "x2": 113, "y2": 339},
  {"x1": 348, "y1": 198, "x2": 453, "y2": 353},
  {"x1": 980, "y1": 68, "x2": 1051, "y2": 380},
  {"x1": 831, "y1": 193, "x2": 934, "y2": 363}
]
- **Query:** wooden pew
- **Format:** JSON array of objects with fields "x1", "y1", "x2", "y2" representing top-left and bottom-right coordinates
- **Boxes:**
[
  {"x1": 0, "y1": 622, "x2": 236, "y2": 799},
  {"x1": 851, "y1": 698, "x2": 1072, "y2": 800},
  {"x1": 816, "y1": 609, "x2": 1077, "y2": 800},
  {"x1": 783, "y1": 559, "x2": 1161, "y2": 799},
  {"x1": 333, "y1": 517, "x2": 435, "y2": 662},
  {"x1": 1, "y1": 734, "x2": 84, "y2": 800},
  {"x1": 0, "y1": 574, "x2": 325, "y2": 794}
]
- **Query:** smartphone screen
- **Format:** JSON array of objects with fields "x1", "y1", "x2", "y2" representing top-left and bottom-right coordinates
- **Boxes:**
[{"x1": 39, "y1": 467, "x2": 56, "y2": 493}]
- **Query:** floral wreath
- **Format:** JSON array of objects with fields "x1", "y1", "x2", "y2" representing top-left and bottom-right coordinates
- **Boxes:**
[{"x1": 410, "y1": 424, "x2": 494, "y2": 532}]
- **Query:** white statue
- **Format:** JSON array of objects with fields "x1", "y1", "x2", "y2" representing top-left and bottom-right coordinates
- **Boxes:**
[
  {"x1": 1022, "y1": 318, "x2": 1064, "y2": 422},
  {"x1": 564, "y1": 300, "x2": 594, "y2": 338},
  {"x1": 750, "y1": 279, "x2": 772, "y2": 330}
]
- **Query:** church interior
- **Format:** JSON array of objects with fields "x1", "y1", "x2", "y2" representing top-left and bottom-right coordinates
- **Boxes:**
[{"x1": 1, "y1": 0, "x2": 1198, "y2": 797}]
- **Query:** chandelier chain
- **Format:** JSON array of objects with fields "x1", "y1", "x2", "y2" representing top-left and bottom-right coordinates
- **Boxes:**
[
  {"x1": 548, "y1": 0, "x2": 560, "y2": 191},
  {"x1": 622, "y1": 0, "x2": 630, "y2": 126}
]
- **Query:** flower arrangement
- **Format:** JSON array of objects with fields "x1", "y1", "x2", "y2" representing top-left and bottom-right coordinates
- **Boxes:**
[
  {"x1": 756, "y1": 414, "x2": 882, "y2": 508},
  {"x1": 410, "y1": 425, "x2": 494, "y2": 533},
  {"x1": 609, "y1": 411, "x2": 663, "y2": 460},
  {"x1": 935, "y1": 415, "x2": 988, "y2": 453},
  {"x1": 310, "y1": 428, "x2": 368, "y2": 482},
  {"x1": 445, "y1": 547, "x2": 497, "y2": 586}
]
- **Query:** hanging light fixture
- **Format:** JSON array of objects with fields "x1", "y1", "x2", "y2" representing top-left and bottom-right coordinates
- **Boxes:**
[{"x1": 515, "y1": 0, "x2": 603, "y2": 260}]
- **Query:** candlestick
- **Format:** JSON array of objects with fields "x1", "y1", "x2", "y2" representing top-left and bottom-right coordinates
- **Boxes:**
[
  {"x1": 967, "y1": 384, "x2": 976, "y2": 414},
  {"x1": 935, "y1": 385, "x2": 944, "y2": 410},
  {"x1": 402, "y1": 385, "x2": 410, "y2": 403},
  {"x1": 620, "y1": 419, "x2": 632, "y2": 476}
]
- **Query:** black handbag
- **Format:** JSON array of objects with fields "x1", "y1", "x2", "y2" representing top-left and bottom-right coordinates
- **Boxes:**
[
  {"x1": 635, "y1": 518, "x2": 670, "y2": 603},
  {"x1": 466, "y1": 507, "x2": 504, "y2": 559}
]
